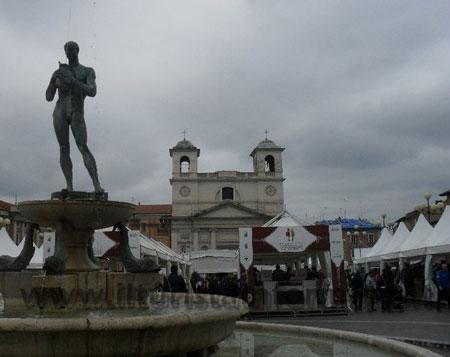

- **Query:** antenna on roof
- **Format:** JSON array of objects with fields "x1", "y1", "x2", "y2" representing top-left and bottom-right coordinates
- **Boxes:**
[
  {"x1": 182, "y1": 130, "x2": 187, "y2": 140},
  {"x1": 264, "y1": 129, "x2": 269, "y2": 140}
]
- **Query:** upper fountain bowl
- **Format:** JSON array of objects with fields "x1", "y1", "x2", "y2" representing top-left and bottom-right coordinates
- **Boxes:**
[{"x1": 18, "y1": 200, "x2": 136, "y2": 230}]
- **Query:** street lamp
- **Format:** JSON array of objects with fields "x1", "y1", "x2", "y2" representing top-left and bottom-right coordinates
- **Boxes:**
[
  {"x1": 381, "y1": 213, "x2": 386, "y2": 227},
  {"x1": 0, "y1": 217, "x2": 10, "y2": 227},
  {"x1": 353, "y1": 225, "x2": 360, "y2": 259},
  {"x1": 424, "y1": 192, "x2": 432, "y2": 222}
]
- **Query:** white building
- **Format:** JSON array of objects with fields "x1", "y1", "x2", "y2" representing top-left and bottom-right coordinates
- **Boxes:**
[{"x1": 169, "y1": 137, "x2": 285, "y2": 253}]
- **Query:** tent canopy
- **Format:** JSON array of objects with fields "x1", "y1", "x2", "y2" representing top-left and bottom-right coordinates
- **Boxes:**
[
  {"x1": 355, "y1": 206, "x2": 450, "y2": 265},
  {"x1": 367, "y1": 228, "x2": 393, "y2": 258},
  {"x1": 426, "y1": 205, "x2": 450, "y2": 255},
  {"x1": 263, "y1": 210, "x2": 308, "y2": 227},
  {"x1": 17, "y1": 239, "x2": 44, "y2": 269},
  {"x1": 189, "y1": 249, "x2": 238, "y2": 274},
  {"x1": 92, "y1": 228, "x2": 189, "y2": 265},
  {"x1": 398, "y1": 214, "x2": 433, "y2": 258},
  {"x1": 0, "y1": 227, "x2": 21, "y2": 257},
  {"x1": 378, "y1": 222, "x2": 410, "y2": 260}
]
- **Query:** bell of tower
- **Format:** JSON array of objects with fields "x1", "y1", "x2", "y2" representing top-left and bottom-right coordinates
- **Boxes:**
[
  {"x1": 169, "y1": 139, "x2": 200, "y2": 177},
  {"x1": 250, "y1": 138, "x2": 284, "y2": 177}
]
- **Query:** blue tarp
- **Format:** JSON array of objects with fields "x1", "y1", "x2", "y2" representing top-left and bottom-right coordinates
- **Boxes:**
[{"x1": 317, "y1": 218, "x2": 377, "y2": 230}]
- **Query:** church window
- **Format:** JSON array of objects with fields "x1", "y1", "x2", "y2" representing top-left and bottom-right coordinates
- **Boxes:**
[
  {"x1": 264, "y1": 155, "x2": 275, "y2": 173},
  {"x1": 180, "y1": 156, "x2": 190, "y2": 173},
  {"x1": 222, "y1": 187, "x2": 234, "y2": 200}
]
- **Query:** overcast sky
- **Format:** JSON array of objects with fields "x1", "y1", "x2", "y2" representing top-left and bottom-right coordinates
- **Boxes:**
[{"x1": 1, "y1": 1, "x2": 449, "y2": 224}]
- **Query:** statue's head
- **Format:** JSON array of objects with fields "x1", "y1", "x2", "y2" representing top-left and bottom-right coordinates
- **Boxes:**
[{"x1": 64, "y1": 41, "x2": 79, "y2": 61}]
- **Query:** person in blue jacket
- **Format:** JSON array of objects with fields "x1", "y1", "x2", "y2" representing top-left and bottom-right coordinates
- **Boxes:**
[{"x1": 435, "y1": 261, "x2": 449, "y2": 312}]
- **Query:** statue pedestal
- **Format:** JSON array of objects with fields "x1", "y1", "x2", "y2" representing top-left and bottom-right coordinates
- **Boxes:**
[
  {"x1": 63, "y1": 228, "x2": 99, "y2": 272},
  {"x1": 51, "y1": 190, "x2": 108, "y2": 201}
]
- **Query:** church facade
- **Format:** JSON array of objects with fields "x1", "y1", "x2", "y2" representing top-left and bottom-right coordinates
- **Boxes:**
[{"x1": 169, "y1": 137, "x2": 285, "y2": 253}]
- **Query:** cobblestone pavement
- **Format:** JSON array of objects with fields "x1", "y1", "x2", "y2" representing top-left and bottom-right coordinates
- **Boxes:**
[{"x1": 255, "y1": 303, "x2": 450, "y2": 356}]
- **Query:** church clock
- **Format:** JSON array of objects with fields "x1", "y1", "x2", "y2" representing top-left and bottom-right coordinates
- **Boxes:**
[
  {"x1": 265, "y1": 185, "x2": 276, "y2": 196},
  {"x1": 179, "y1": 186, "x2": 191, "y2": 197}
]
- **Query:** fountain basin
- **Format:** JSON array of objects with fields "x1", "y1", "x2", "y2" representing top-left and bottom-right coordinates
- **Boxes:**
[
  {"x1": 17, "y1": 199, "x2": 135, "y2": 272},
  {"x1": 18, "y1": 200, "x2": 135, "y2": 230},
  {"x1": 0, "y1": 294, "x2": 248, "y2": 356},
  {"x1": 215, "y1": 322, "x2": 442, "y2": 357}
]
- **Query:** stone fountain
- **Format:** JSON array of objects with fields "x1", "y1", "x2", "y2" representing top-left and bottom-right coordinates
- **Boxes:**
[{"x1": 0, "y1": 42, "x2": 247, "y2": 356}]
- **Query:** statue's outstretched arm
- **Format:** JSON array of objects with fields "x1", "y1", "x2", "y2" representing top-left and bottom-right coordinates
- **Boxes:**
[{"x1": 46, "y1": 74, "x2": 57, "y2": 102}]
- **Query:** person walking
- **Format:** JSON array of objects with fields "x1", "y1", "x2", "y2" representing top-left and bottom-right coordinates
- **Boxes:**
[
  {"x1": 365, "y1": 270, "x2": 377, "y2": 312},
  {"x1": 350, "y1": 272, "x2": 364, "y2": 312},
  {"x1": 272, "y1": 264, "x2": 285, "y2": 281},
  {"x1": 167, "y1": 265, "x2": 187, "y2": 293},
  {"x1": 381, "y1": 265, "x2": 394, "y2": 312},
  {"x1": 436, "y1": 261, "x2": 450, "y2": 312}
]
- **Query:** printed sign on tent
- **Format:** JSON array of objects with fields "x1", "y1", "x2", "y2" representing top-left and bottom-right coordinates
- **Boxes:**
[
  {"x1": 239, "y1": 228, "x2": 253, "y2": 270},
  {"x1": 264, "y1": 226, "x2": 317, "y2": 253},
  {"x1": 329, "y1": 224, "x2": 344, "y2": 267}
]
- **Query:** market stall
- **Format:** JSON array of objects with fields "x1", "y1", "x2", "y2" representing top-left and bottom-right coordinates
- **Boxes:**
[{"x1": 239, "y1": 221, "x2": 346, "y2": 313}]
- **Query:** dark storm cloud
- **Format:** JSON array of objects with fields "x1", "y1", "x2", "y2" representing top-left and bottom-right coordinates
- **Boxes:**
[{"x1": 1, "y1": 1, "x2": 449, "y2": 223}]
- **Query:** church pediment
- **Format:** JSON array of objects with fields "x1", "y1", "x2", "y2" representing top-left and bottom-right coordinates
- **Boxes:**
[{"x1": 195, "y1": 201, "x2": 267, "y2": 218}]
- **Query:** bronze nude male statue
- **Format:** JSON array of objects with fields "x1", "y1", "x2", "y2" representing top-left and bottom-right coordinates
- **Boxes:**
[{"x1": 46, "y1": 41, "x2": 104, "y2": 193}]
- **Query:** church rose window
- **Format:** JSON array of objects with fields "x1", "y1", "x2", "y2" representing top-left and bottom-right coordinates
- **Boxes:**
[{"x1": 222, "y1": 187, "x2": 234, "y2": 200}]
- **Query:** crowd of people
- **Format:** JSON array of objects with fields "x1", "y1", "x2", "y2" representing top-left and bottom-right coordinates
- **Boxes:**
[
  {"x1": 270, "y1": 264, "x2": 327, "y2": 306},
  {"x1": 163, "y1": 266, "x2": 247, "y2": 299},
  {"x1": 189, "y1": 272, "x2": 247, "y2": 299},
  {"x1": 348, "y1": 260, "x2": 449, "y2": 313},
  {"x1": 164, "y1": 260, "x2": 449, "y2": 312},
  {"x1": 270, "y1": 264, "x2": 325, "y2": 285},
  {"x1": 349, "y1": 265, "x2": 404, "y2": 312}
]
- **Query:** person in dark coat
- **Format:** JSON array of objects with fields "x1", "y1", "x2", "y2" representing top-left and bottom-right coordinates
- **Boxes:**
[
  {"x1": 436, "y1": 261, "x2": 450, "y2": 312},
  {"x1": 381, "y1": 265, "x2": 394, "y2": 311},
  {"x1": 350, "y1": 272, "x2": 364, "y2": 311},
  {"x1": 272, "y1": 264, "x2": 285, "y2": 281},
  {"x1": 168, "y1": 265, "x2": 187, "y2": 293}
]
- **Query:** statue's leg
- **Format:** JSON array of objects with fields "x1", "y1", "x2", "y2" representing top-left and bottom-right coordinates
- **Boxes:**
[
  {"x1": 71, "y1": 112, "x2": 103, "y2": 192},
  {"x1": 53, "y1": 108, "x2": 73, "y2": 191}
]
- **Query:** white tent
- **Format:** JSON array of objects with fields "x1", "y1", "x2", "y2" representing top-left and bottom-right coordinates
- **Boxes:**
[
  {"x1": 189, "y1": 249, "x2": 239, "y2": 274},
  {"x1": 17, "y1": 239, "x2": 44, "y2": 269},
  {"x1": 399, "y1": 214, "x2": 433, "y2": 258},
  {"x1": 93, "y1": 228, "x2": 187, "y2": 264},
  {"x1": 0, "y1": 227, "x2": 21, "y2": 257},
  {"x1": 263, "y1": 210, "x2": 309, "y2": 227},
  {"x1": 28, "y1": 243, "x2": 44, "y2": 269},
  {"x1": 426, "y1": 205, "x2": 450, "y2": 255},
  {"x1": 0, "y1": 228, "x2": 44, "y2": 269},
  {"x1": 378, "y1": 222, "x2": 410, "y2": 260},
  {"x1": 92, "y1": 230, "x2": 118, "y2": 257},
  {"x1": 359, "y1": 228, "x2": 393, "y2": 263}
]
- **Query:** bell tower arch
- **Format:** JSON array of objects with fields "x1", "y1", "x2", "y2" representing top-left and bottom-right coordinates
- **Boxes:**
[
  {"x1": 169, "y1": 139, "x2": 200, "y2": 176},
  {"x1": 250, "y1": 138, "x2": 284, "y2": 177}
]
